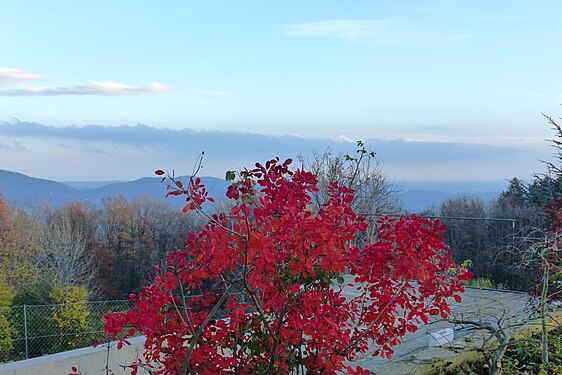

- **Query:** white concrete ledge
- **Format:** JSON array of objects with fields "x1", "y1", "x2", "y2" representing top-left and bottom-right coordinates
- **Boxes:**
[{"x1": 0, "y1": 336, "x2": 148, "y2": 375}]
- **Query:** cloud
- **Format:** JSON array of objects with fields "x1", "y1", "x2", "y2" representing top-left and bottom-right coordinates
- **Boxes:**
[
  {"x1": 0, "y1": 68, "x2": 43, "y2": 85},
  {"x1": 478, "y1": 14, "x2": 526, "y2": 21},
  {"x1": 523, "y1": 92, "x2": 546, "y2": 97},
  {"x1": 0, "y1": 67, "x2": 170, "y2": 96},
  {"x1": 0, "y1": 121, "x2": 535, "y2": 157},
  {"x1": 0, "y1": 120, "x2": 544, "y2": 159},
  {"x1": 280, "y1": 19, "x2": 467, "y2": 45},
  {"x1": 56, "y1": 142, "x2": 108, "y2": 154},
  {"x1": 0, "y1": 121, "x2": 329, "y2": 155},
  {"x1": 0, "y1": 120, "x2": 552, "y2": 182},
  {"x1": 282, "y1": 19, "x2": 398, "y2": 43},
  {"x1": 186, "y1": 89, "x2": 230, "y2": 96},
  {"x1": 0, "y1": 139, "x2": 27, "y2": 151},
  {"x1": 0, "y1": 81, "x2": 171, "y2": 97}
]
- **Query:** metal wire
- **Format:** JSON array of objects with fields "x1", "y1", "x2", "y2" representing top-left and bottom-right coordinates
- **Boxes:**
[{"x1": 0, "y1": 300, "x2": 133, "y2": 363}]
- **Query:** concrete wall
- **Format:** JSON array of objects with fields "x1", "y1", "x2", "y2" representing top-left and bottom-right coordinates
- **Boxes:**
[{"x1": 0, "y1": 337, "x2": 150, "y2": 375}]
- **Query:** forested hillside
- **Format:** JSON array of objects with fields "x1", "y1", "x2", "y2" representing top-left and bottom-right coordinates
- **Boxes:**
[
  {"x1": 426, "y1": 175, "x2": 562, "y2": 291},
  {"x1": 0, "y1": 195, "x2": 199, "y2": 302}
]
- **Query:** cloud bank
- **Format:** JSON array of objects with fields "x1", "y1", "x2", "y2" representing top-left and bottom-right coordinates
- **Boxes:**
[
  {"x1": 0, "y1": 120, "x2": 517, "y2": 161},
  {"x1": 0, "y1": 120, "x2": 552, "y2": 182}
]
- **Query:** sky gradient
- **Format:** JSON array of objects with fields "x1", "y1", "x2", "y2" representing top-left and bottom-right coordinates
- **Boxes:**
[{"x1": 1, "y1": 1, "x2": 561, "y2": 181}]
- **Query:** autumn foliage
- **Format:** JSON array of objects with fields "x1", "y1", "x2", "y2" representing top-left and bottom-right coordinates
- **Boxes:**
[
  {"x1": 50, "y1": 285, "x2": 91, "y2": 349},
  {"x1": 104, "y1": 158, "x2": 470, "y2": 374}
]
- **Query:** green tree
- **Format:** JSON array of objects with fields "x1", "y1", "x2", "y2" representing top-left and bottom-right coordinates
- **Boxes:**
[
  {"x1": 0, "y1": 282, "x2": 15, "y2": 361},
  {"x1": 50, "y1": 285, "x2": 92, "y2": 350}
]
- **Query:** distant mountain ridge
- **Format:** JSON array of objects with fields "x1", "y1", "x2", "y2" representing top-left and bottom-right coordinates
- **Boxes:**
[
  {"x1": 0, "y1": 169, "x2": 230, "y2": 209},
  {"x1": 0, "y1": 169, "x2": 505, "y2": 212},
  {"x1": 61, "y1": 180, "x2": 125, "y2": 190},
  {"x1": 0, "y1": 170, "x2": 78, "y2": 207},
  {"x1": 398, "y1": 180, "x2": 507, "y2": 212},
  {"x1": 399, "y1": 189, "x2": 502, "y2": 213}
]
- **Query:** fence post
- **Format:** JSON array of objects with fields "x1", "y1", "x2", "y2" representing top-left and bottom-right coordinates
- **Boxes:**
[{"x1": 23, "y1": 304, "x2": 29, "y2": 359}]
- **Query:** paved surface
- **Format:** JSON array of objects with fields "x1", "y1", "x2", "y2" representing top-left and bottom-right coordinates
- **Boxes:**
[{"x1": 345, "y1": 286, "x2": 531, "y2": 374}]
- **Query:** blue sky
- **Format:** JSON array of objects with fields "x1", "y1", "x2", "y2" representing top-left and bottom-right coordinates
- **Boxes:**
[{"x1": 0, "y1": 1, "x2": 561, "y2": 181}]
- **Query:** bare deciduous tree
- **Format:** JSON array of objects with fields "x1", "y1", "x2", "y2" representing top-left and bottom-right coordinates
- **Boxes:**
[
  {"x1": 300, "y1": 144, "x2": 401, "y2": 215},
  {"x1": 39, "y1": 208, "x2": 96, "y2": 290},
  {"x1": 299, "y1": 143, "x2": 401, "y2": 246},
  {"x1": 99, "y1": 196, "x2": 197, "y2": 297}
]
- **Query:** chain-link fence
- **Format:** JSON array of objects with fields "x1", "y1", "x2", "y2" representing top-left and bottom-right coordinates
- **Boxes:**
[{"x1": 0, "y1": 300, "x2": 133, "y2": 363}]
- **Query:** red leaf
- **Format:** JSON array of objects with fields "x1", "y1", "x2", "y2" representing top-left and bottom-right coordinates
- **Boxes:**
[
  {"x1": 105, "y1": 157, "x2": 465, "y2": 374},
  {"x1": 458, "y1": 270, "x2": 474, "y2": 281},
  {"x1": 454, "y1": 294, "x2": 462, "y2": 303},
  {"x1": 155, "y1": 170, "x2": 165, "y2": 175}
]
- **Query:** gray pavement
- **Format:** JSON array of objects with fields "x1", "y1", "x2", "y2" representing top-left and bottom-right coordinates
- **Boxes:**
[{"x1": 346, "y1": 286, "x2": 531, "y2": 374}]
